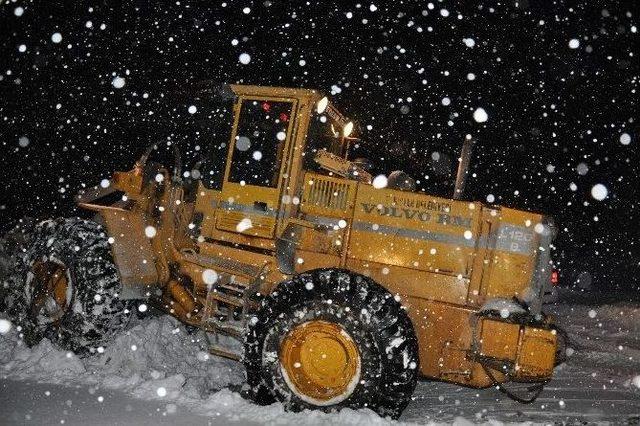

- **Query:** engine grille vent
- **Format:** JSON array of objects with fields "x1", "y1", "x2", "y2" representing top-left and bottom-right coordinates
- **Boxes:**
[{"x1": 302, "y1": 174, "x2": 353, "y2": 213}]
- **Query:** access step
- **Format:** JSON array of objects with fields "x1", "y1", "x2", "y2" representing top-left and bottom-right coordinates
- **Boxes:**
[
  {"x1": 216, "y1": 281, "x2": 250, "y2": 294},
  {"x1": 180, "y1": 251, "x2": 262, "y2": 279},
  {"x1": 209, "y1": 290, "x2": 244, "y2": 308},
  {"x1": 207, "y1": 318, "x2": 244, "y2": 338}
]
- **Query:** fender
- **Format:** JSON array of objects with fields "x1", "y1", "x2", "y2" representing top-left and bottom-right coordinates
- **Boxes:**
[{"x1": 96, "y1": 208, "x2": 159, "y2": 299}]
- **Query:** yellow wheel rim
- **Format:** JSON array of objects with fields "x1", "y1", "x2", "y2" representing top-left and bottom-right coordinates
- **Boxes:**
[
  {"x1": 279, "y1": 320, "x2": 361, "y2": 405},
  {"x1": 30, "y1": 260, "x2": 70, "y2": 323}
]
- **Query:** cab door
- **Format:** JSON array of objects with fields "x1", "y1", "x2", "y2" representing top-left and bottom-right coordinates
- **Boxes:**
[{"x1": 216, "y1": 97, "x2": 298, "y2": 238}]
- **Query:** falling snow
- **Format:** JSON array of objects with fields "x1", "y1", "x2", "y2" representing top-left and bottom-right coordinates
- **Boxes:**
[
  {"x1": 111, "y1": 76, "x2": 125, "y2": 89},
  {"x1": 238, "y1": 53, "x2": 251, "y2": 65},
  {"x1": 591, "y1": 184, "x2": 608, "y2": 201},
  {"x1": 372, "y1": 174, "x2": 388, "y2": 189},
  {"x1": 0, "y1": 319, "x2": 11, "y2": 334},
  {"x1": 144, "y1": 226, "x2": 157, "y2": 238},
  {"x1": 0, "y1": 2, "x2": 638, "y2": 424},
  {"x1": 472, "y1": 107, "x2": 488, "y2": 123},
  {"x1": 201, "y1": 269, "x2": 218, "y2": 286},
  {"x1": 619, "y1": 133, "x2": 631, "y2": 145}
]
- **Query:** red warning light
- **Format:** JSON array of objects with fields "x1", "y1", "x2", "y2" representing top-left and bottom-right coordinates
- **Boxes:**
[
  {"x1": 279, "y1": 112, "x2": 289, "y2": 122},
  {"x1": 262, "y1": 102, "x2": 271, "y2": 112}
]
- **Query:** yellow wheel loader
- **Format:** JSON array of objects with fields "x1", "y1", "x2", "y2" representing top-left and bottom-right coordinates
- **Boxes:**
[{"x1": 1, "y1": 84, "x2": 561, "y2": 418}]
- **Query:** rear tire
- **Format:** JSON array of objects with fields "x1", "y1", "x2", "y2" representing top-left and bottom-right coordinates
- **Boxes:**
[
  {"x1": 244, "y1": 269, "x2": 419, "y2": 419},
  {"x1": 1, "y1": 218, "x2": 134, "y2": 353}
]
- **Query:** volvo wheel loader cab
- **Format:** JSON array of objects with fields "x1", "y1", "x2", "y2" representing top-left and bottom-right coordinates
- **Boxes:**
[{"x1": 2, "y1": 84, "x2": 561, "y2": 419}]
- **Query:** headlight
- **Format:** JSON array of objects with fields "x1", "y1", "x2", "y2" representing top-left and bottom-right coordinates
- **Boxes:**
[
  {"x1": 316, "y1": 96, "x2": 329, "y2": 114},
  {"x1": 343, "y1": 121, "x2": 354, "y2": 137}
]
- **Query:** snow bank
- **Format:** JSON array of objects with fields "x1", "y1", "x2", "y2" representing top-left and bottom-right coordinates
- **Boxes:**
[
  {"x1": 0, "y1": 315, "x2": 244, "y2": 395},
  {"x1": 0, "y1": 315, "x2": 420, "y2": 425},
  {"x1": 2, "y1": 338, "x2": 85, "y2": 380}
]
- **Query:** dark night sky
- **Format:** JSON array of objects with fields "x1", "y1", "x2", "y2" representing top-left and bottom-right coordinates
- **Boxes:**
[{"x1": 0, "y1": 0, "x2": 638, "y2": 292}]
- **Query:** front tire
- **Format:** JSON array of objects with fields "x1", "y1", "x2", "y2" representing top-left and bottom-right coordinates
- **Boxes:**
[
  {"x1": 1, "y1": 218, "x2": 134, "y2": 353},
  {"x1": 0, "y1": 218, "x2": 37, "y2": 317},
  {"x1": 244, "y1": 269, "x2": 419, "y2": 419}
]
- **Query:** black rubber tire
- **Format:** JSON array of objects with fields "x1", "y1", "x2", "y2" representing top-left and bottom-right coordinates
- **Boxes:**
[
  {"x1": 0, "y1": 218, "x2": 38, "y2": 316},
  {"x1": 244, "y1": 268, "x2": 419, "y2": 419},
  {"x1": 1, "y1": 217, "x2": 134, "y2": 353},
  {"x1": 553, "y1": 326, "x2": 570, "y2": 366}
]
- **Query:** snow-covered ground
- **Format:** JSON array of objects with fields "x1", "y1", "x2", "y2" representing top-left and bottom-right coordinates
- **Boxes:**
[
  {"x1": 1, "y1": 291, "x2": 639, "y2": 425},
  {"x1": 404, "y1": 294, "x2": 640, "y2": 424},
  {"x1": 0, "y1": 314, "x2": 407, "y2": 426}
]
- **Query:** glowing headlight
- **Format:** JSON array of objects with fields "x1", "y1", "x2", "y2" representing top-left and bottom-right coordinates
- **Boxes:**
[
  {"x1": 343, "y1": 121, "x2": 354, "y2": 137},
  {"x1": 316, "y1": 96, "x2": 329, "y2": 114}
]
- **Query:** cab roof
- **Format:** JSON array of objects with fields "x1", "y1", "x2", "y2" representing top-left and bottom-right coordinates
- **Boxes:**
[{"x1": 230, "y1": 84, "x2": 324, "y2": 103}]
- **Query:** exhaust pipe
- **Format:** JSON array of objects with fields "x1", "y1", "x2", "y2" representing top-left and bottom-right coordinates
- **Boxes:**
[{"x1": 453, "y1": 135, "x2": 476, "y2": 200}]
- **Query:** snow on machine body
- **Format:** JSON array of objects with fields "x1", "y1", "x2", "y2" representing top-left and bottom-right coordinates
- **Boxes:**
[{"x1": 3, "y1": 84, "x2": 560, "y2": 418}]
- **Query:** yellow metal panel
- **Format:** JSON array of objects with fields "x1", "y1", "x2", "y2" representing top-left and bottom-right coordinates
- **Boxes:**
[
  {"x1": 482, "y1": 207, "x2": 542, "y2": 301},
  {"x1": 299, "y1": 226, "x2": 343, "y2": 256},
  {"x1": 349, "y1": 184, "x2": 481, "y2": 277},
  {"x1": 349, "y1": 231, "x2": 470, "y2": 275},
  {"x1": 193, "y1": 183, "x2": 221, "y2": 237},
  {"x1": 230, "y1": 84, "x2": 322, "y2": 102},
  {"x1": 466, "y1": 208, "x2": 497, "y2": 306},
  {"x1": 194, "y1": 241, "x2": 286, "y2": 290},
  {"x1": 205, "y1": 225, "x2": 277, "y2": 251},
  {"x1": 408, "y1": 301, "x2": 478, "y2": 383},
  {"x1": 479, "y1": 319, "x2": 520, "y2": 361},
  {"x1": 516, "y1": 327, "x2": 556, "y2": 379},
  {"x1": 295, "y1": 250, "x2": 342, "y2": 273},
  {"x1": 215, "y1": 182, "x2": 278, "y2": 238},
  {"x1": 439, "y1": 345, "x2": 475, "y2": 382},
  {"x1": 99, "y1": 209, "x2": 158, "y2": 298},
  {"x1": 346, "y1": 259, "x2": 469, "y2": 305},
  {"x1": 112, "y1": 170, "x2": 143, "y2": 196}
]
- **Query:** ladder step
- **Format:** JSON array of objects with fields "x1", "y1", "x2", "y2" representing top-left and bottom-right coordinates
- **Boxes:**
[
  {"x1": 216, "y1": 282, "x2": 249, "y2": 293},
  {"x1": 209, "y1": 344, "x2": 241, "y2": 361},
  {"x1": 181, "y1": 251, "x2": 262, "y2": 279},
  {"x1": 208, "y1": 319, "x2": 244, "y2": 338},
  {"x1": 209, "y1": 308, "x2": 228, "y2": 319},
  {"x1": 210, "y1": 291, "x2": 244, "y2": 307}
]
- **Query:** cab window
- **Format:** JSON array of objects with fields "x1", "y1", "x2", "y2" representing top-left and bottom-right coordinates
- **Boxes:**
[{"x1": 228, "y1": 100, "x2": 292, "y2": 187}]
